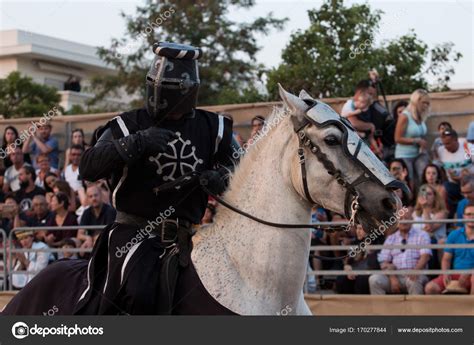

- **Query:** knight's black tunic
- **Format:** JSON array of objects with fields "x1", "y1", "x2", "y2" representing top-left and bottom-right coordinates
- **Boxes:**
[{"x1": 80, "y1": 108, "x2": 234, "y2": 224}]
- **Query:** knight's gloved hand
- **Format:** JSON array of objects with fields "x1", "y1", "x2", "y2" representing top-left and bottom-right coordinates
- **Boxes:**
[
  {"x1": 139, "y1": 127, "x2": 178, "y2": 155},
  {"x1": 199, "y1": 169, "x2": 227, "y2": 195},
  {"x1": 114, "y1": 127, "x2": 177, "y2": 164}
]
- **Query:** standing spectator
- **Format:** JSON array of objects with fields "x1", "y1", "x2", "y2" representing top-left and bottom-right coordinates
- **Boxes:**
[
  {"x1": 35, "y1": 154, "x2": 59, "y2": 188},
  {"x1": 456, "y1": 176, "x2": 474, "y2": 227},
  {"x1": 13, "y1": 165, "x2": 45, "y2": 216},
  {"x1": 1, "y1": 126, "x2": 31, "y2": 168},
  {"x1": 63, "y1": 129, "x2": 89, "y2": 170},
  {"x1": 63, "y1": 144, "x2": 84, "y2": 192},
  {"x1": 394, "y1": 89, "x2": 430, "y2": 187},
  {"x1": 437, "y1": 129, "x2": 474, "y2": 217},
  {"x1": 3, "y1": 147, "x2": 28, "y2": 193},
  {"x1": 392, "y1": 100, "x2": 408, "y2": 124},
  {"x1": 369, "y1": 207, "x2": 432, "y2": 294},
  {"x1": 23, "y1": 123, "x2": 59, "y2": 169},
  {"x1": 431, "y1": 122, "x2": 453, "y2": 161},
  {"x1": 413, "y1": 184, "x2": 448, "y2": 242},
  {"x1": 10, "y1": 230, "x2": 50, "y2": 289},
  {"x1": 421, "y1": 163, "x2": 448, "y2": 207},
  {"x1": 45, "y1": 192, "x2": 78, "y2": 247},
  {"x1": 425, "y1": 202, "x2": 474, "y2": 295},
  {"x1": 77, "y1": 184, "x2": 116, "y2": 248},
  {"x1": 466, "y1": 121, "x2": 474, "y2": 158}
]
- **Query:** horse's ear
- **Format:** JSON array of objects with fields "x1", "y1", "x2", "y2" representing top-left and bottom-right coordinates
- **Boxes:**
[
  {"x1": 299, "y1": 89, "x2": 315, "y2": 102},
  {"x1": 278, "y1": 84, "x2": 308, "y2": 117}
]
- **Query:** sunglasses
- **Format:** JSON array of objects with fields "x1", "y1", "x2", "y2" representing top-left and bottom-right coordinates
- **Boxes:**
[
  {"x1": 464, "y1": 213, "x2": 474, "y2": 217},
  {"x1": 400, "y1": 238, "x2": 407, "y2": 253}
]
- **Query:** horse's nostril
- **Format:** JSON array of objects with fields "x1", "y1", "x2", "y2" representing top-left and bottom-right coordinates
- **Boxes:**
[{"x1": 382, "y1": 197, "x2": 396, "y2": 210}]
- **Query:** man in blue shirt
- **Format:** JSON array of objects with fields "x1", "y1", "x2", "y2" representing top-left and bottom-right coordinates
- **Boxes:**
[
  {"x1": 23, "y1": 123, "x2": 59, "y2": 169},
  {"x1": 456, "y1": 176, "x2": 474, "y2": 226},
  {"x1": 425, "y1": 202, "x2": 474, "y2": 294}
]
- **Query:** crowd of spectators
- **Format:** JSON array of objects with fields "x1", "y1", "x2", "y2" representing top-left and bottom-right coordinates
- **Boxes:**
[
  {"x1": 0, "y1": 124, "x2": 113, "y2": 289},
  {"x1": 0, "y1": 77, "x2": 473, "y2": 294}
]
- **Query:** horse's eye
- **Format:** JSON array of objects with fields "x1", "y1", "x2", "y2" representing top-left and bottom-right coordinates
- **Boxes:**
[{"x1": 324, "y1": 135, "x2": 340, "y2": 146}]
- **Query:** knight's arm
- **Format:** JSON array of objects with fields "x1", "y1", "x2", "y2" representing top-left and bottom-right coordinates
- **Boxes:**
[{"x1": 80, "y1": 128, "x2": 126, "y2": 181}]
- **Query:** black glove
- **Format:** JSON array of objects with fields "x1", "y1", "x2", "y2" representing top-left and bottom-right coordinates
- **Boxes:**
[
  {"x1": 139, "y1": 127, "x2": 178, "y2": 156},
  {"x1": 199, "y1": 169, "x2": 228, "y2": 195},
  {"x1": 114, "y1": 127, "x2": 177, "y2": 164}
]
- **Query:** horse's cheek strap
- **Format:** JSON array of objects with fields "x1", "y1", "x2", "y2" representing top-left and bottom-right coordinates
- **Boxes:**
[{"x1": 297, "y1": 140, "x2": 317, "y2": 205}]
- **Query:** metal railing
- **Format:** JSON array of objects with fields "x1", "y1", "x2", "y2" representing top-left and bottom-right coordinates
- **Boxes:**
[
  {"x1": 5, "y1": 226, "x2": 105, "y2": 291},
  {"x1": 1, "y1": 219, "x2": 473, "y2": 292}
]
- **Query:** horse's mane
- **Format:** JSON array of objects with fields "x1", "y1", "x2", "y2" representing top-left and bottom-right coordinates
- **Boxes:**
[{"x1": 226, "y1": 106, "x2": 292, "y2": 195}]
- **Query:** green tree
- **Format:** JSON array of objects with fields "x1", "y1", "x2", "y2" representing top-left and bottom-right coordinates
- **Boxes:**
[
  {"x1": 90, "y1": 0, "x2": 286, "y2": 107},
  {"x1": 266, "y1": 0, "x2": 462, "y2": 99},
  {"x1": 0, "y1": 71, "x2": 61, "y2": 118}
]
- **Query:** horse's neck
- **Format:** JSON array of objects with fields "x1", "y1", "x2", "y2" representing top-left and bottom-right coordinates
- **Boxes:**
[
  {"x1": 217, "y1": 121, "x2": 311, "y2": 253},
  {"x1": 194, "y1": 117, "x2": 312, "y2": 314}
]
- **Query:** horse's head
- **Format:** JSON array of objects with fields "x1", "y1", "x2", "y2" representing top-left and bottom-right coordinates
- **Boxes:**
[{"x1": 279, "y1": 84, "x2": 407, "y2": 233}]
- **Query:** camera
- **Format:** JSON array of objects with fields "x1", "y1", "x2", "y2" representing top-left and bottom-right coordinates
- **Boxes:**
[{"x1": 14, "y1": 325, "x2": 29, "y2": 337}]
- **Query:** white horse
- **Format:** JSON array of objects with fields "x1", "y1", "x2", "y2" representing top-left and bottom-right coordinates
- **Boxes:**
[{"x1": 191, "y1": 85, "x2": 403, "y2": 315}]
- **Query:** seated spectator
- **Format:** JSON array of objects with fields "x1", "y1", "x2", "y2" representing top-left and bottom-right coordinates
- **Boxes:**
[
  {"x1": 431, "y1": 121, "x2": 453, "y2": 162},
  {"x1": 45, "y1": 192, "x2": 78, "y2": 247},
  {"x1": 247, "y1": 115, "x2": 266, "y2": 145},
  {"x1": 0, "y1": 194, "x2": 24, "y2": 236},
  {"x1": 369, "y1": 207, "x2": 432, "y2": 294},
  {"x1": 10, "y1": 230, "x2": 50, "y2": 289},
  {"x1": 394, "y1": 89, "x2": 430, "y2": 187},
  {"x1": 456, "y1": 176, "x2": 474, "y2": 227},
  {"x1": 336, "y1": 224, "x2": 383, "y2": 294},
  {"x1": 437, "y1": 128, "x2": 474, "y2": 218},
  {"x1": 3, "y1": 147, "x2": 29, "y2": 193},
  {"x1": 1, "y1": 126, "x2": 31, "y2": 168},
  {"x1": 421, "y1": 163, "x2": 448, "y2": 208},
  {"x1": 13, "y1": 165, "x2": 45, "y2": 216},
  {"x1": 63, "y1": 144, "x2": 84, "y2": 192},
  {"x1": 63, "y1": 129, "x2": 89, "y2": 170},
  {"x1": 388, "y1": 159, "x2": 412, "y2": 205},
  {"x1": 413, "y1": 184, "x2": 448, "y2": 242},
  {"x1": 60, "y1": 238, "x2": 79, "y2": 260},
  {"x1": 43, "y1": 172, "x2": 57, "y2": 203},
  {"x1": 35, "y1": 153, "x2": 58, "y2": 188},
  {"x1": 51, "y1": 180, "x2": 78, "y2": 212},
  {"x1": 77, "y1": 184, "x2": 116, "y2": 248},
  {"x1": 425, "y1": 202, "x2": 474, "y2": 295}
]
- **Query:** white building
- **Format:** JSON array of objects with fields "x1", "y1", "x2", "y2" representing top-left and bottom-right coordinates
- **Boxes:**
[{"x1": 0, "y1": 29, "x2": 130, "y2": 112}]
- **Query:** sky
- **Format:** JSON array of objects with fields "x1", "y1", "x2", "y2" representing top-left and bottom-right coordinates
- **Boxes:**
[{"x1": 0, "y1": 0, "x2": 473, "y2": 89}]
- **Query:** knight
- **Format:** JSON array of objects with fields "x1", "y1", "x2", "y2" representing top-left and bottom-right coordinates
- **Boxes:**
[{"x1": 75, "y1": 42, "x2": 239, "y2": 314}]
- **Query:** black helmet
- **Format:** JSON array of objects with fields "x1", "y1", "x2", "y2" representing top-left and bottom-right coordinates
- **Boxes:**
[{"x1": 146, "y1": 42, "x2": 202, "y2": 123}]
